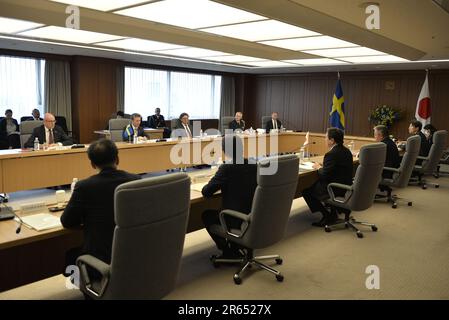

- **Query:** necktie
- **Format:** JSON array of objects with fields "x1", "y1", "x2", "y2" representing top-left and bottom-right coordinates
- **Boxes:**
[
  {"x1": 184, "y1": 124, "x2": 192, "y2": 137},
  {"x1": 273, "y1": 120, "x2": 277, "y2": 130},
  {"x1": 48, "y1": 129, "x2": 54, "y2": 144}
]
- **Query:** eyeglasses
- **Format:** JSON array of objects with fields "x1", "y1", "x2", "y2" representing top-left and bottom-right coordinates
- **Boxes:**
[{"x1": 45, "y1": 120, "x2": 56, "y2": 123}]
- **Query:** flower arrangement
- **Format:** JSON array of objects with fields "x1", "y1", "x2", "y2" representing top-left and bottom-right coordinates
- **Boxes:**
[{"x1": 369, "y1": 105, "x2": 401, "y2": 128}]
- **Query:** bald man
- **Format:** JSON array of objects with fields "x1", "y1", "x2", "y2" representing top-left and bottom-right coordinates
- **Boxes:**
[{"x1": 24, "y1": 113, "x2": 72, "y2": 148}]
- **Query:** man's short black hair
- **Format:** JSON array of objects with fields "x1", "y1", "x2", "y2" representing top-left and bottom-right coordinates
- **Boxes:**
[
  {"x1": 374, "y1": 125, "x2": 389, "y2": 138},
  {"x1": 327, "y1": 127, "x2": 344, "y2": 145},
  {"x1": 179, "y1": 112, "x2": 189, "y2": 119},
  {"x1": 423, "y1": 124, "x2": 437, "y2": 135},
  {"x1": 5, "y1": 109, "x2": 12, "y2": 115},
  {"x1": 117, "y1": 111, "x2": 124, "y2": 117},
  {"x1": 410, "y1": 120, "x2": 422, "y2": 131},
  {"x1": 131, "y1": 113, "x2": 142, "y2": 121},
  {"x1": 88, "y1": 139, "x2": 118, "y2": 169}
]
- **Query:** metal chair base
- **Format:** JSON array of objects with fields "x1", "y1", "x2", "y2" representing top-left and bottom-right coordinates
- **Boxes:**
[
  {"x1": 324, "y1": 215, "x2": 378, "y2": 239},
  {"x1": 375, "y1": 188, "x2": 413, "y2": 209},
  {"x1": 409, "y1": 175, "x2": 439, "y2": 189}
]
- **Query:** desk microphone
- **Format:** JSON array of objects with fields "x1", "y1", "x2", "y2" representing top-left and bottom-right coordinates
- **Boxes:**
[{"x1": 14, "y1": 212, "x2": 23, "y2": 234}]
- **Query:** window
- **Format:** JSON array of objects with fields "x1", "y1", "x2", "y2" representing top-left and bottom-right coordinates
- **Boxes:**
[
  {"x1": 124, "y1": 67, "x2": 221, "y2": 120},
  {"x1": 0, "y1": 56, "x2": 45, "y2": 121}
]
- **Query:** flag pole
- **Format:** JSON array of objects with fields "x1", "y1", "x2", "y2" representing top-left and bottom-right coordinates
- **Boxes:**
[{"x1": 337, "y1": 71, "x2": 340, "y2": 79}]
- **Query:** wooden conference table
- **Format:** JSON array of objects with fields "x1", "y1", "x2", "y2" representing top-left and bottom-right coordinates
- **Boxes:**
[{"x1": 0, "y1": 132, "x2": 375, "y2": 291}]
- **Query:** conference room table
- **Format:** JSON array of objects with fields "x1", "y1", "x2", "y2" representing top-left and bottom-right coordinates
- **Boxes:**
[
  {"x1": 94, "y1": 128, "x2": 164, "y2": 140},
  {"x1": 0, "y1": 132, "x2": 375, "y2": 291}
]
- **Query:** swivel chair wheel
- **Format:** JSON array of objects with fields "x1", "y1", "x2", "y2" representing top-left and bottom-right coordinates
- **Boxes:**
[
  {"x1": 324, "y1": 226, "x2": 332, "y2": 233},
  {"x1": 233, "y1": 275, "x2": 242, "y2": 285},
  {"x1": 276, "y1": 274, "x2": 284, "y2": 282},
  {"x1": 422, "y1": 185, "x2": 427, "y2": 190},
  {"x1": 356, "y1": 232, "x2": 364, "y2": 238},
  {"x1": 392, "y1": 203, "x2": 397, "y2": 209},
  {"x1": 435, "y1": 184, "x2": 439, "y2": 188},
  {"x1": 275, "y1": 258, "x2": 283, "y2": 265},
  {"x1": 210, "y1": 255, "x2": 220, "y2": 268},
  {"x1": 371, "y1": 226, "x2": 378, "y2": 232},
  {"x1": 408, "y1": 202, "x2": 413, "y2": 206}
]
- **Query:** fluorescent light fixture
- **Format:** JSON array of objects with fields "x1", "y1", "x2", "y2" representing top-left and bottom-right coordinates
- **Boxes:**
[
  {"x1": 260, "y1": 36, "x2": 358, "y2": 51},
  {"x1": 153, "y1": 47, "x2": 229, "y2": 58},
  {"x1": 0, "y1": 17, "x2": 43, "y2": 34},
  {"x1": 244, "y1": 60, "x2": 297, "y2": 67},
  {"x1": 115, "y1": 0, "x2": 265, "y2": 29},
  {"x1": 339, "y1": 55, "x2": 408, "y2": 63},
  {"x1": 201, "y1": 55, "x2": 265, "y2": 63},
  {"x1": 304, "y1": 46, "x2": 386, "y2": 58},
  {"x1": 50, "y1": 0, "x2": 149, "y2": 11},
  {"x1": 200, "y1": 19, "x2": 320, "y2": 41},
  {"x1": 97, "y1": 38, "x2": 184, "y2": 52},
  {"x1": 19, "y1": 26, "x2": 123, "y2": 44},
  {"x1": 284, "y1": 58, "x2": 349, "y2": 65}
]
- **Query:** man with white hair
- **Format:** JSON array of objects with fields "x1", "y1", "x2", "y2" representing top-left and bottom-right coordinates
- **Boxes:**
[{"x1": 24, "y1": 112, "x2": 72, "y2": 147}]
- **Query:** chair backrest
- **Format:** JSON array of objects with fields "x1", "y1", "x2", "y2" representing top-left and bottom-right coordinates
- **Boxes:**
[
  {"x1": 392, "y1": 135, "x2": 421, "y2": 188},
  {"x1": 244, "y1": 155, "x2": 299, "y2": 249},
  {"x1": 421, "y1": 130, "x2": 448, "y2": 174},
  {"x1": 261, "y1": 116, "x2": 271, "y2": 129},
  {"x1": 55, "y1": 116, "x2": 69, "y2": 134},
  {"x1": 220, "y1": 116, "x2": 234, "y2": 134},
  {"x1": 105, "y1": 173, "x2": 190, "y2": 299},
  {"x1": 348, "y1": 143, "x2": 386, "y2": 211},
  {"x1": 20, "y1": 120, "x2": 43, "y2": 147},
  {"x1": 108, "y1": 118, "x2": 131, "y2": 142},
  {"x1": 20, "y1": 116, "x2": 33, "y2": 122}
]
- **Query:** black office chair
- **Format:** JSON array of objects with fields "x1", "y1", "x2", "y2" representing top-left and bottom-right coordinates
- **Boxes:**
[
  {"x1": 20, "y1": 116, "x2": 33, "y2": 122},
  {"x1": 55, "y1": 116, "x2": 70, "y2": 135}
]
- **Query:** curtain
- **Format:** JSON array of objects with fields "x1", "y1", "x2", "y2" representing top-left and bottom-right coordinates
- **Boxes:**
[
  {"x1": 219, "y1": 75, "x2": 235, "y2": 120},
  {"x1": 44, "y1": 60, "x2": 72, "y2": 130},
  {"x1": 116, "y1": 64, "x2": 124, "y2": 112}
]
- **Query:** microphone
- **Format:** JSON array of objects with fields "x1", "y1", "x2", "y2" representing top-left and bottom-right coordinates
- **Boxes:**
[
  {"x1": 15, "y1": 213, "x2": 23, "y2": 234},
  {"x1": 0, "y1": 203, "x2": 23, "y2": 234}
]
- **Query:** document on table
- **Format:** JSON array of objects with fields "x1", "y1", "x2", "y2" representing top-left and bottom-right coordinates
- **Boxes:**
[
  {"x1": 299, "y1": 161, "x2": 315, "y2": 171},
  {"x1": 191, "y1": 182, "x2": 208, "y2": 192},
  {"x1": 17, "y1": 213, "x2": 62, "y2": 231}
]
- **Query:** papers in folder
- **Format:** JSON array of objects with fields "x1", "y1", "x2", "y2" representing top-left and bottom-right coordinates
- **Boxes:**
[
  {"x1": 299, "y1": 161, "x2": 315, "y2": 171},
  {"x1": 19, "y1": 213, "x2": 62, "y2": 231}
]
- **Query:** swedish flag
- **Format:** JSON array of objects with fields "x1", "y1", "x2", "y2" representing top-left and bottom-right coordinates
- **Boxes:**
[{"x1": 329, "y1": 78, "x2": 345, "y2": 130}]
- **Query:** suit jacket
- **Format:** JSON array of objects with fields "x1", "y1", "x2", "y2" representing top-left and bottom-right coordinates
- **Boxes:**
[
  {"x1": 148, "y1": 114, "x2": 166, "y2": 128},
  {"x1": 229, "y1": 119, "x2": 245, "y2": 132},
  {"x1": 202, "y1": 162, "x2": 258, "y2": 214},
  {"x1": 265, "y1": 119, "x2": 282, "y2": 133},
  {"x1": 122, "y1": 124, "x2": 145, "y2": 141},
  {"x1": 0, "y1": 118, "x2": 19, "y2": 139},
  {"x1": 174, "y1": 122, "x2": 194, "y2": 138},
  {"x1": 61, "y1": 168, "x2": 141, "y2": 264},
  {"x1": 417, "y1": 131, "x2": 431, "y2": 157},
  {"x1": 382, "y1": 137, "x2": 400, "y2": 178},
  {"x1": 318, "y1": 144, "x2": 353, "y2": 189},
  {"x1": 24, "y1": 124, "x2": 72, "y2": 148}
]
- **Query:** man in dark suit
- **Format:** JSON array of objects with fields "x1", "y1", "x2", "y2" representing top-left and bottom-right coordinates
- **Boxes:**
[
  {"x1": 374, "y1": 125, "x2": 400, "y2": 178},
  {"x1": 173, "y1": 112, "x2": 194, "y2": 138},
  {"x1": 24, "y1": 112, "x2": 72, "y2": 148},
  {"x1": 122, "y1": 113, "x2": 146, "y2": 142},
  {"x1": 31, "y1": 108, "x2": 43, "y2": 121},
  {"x1": 61, "y1": 139, "x2": 141, "y2": 268},
  {"x1": 148, "y1": 108, "x2": 171, "y2": 138},
  {"x1": 265, "y1": 112, "x2": 282, "y2": 133},
  {"x1": 0, "y1": 109, "x2": 20, "y2": 149},
  {"x1": 408, "y1": 120, "x2": 430, "y2": 157},
  {"x1": 302, "y1": 128, "x2": 353, "y2": 227},
  {"x1": 202, "y1": 135, "x2": 257, "y2": 258},
  {"x1": 229, "y1": 112, "x2": 245, "y2": 132}
]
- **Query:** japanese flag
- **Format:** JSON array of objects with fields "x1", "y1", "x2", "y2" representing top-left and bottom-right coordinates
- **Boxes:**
[{"x1": 415, "y1": 73, "x2": 431, "y2": 129}]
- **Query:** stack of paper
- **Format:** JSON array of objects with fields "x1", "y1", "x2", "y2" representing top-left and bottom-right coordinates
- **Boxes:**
[
  {"x1": 20, "y1": 213, "x2": 62, "y2": 231},
  {"x1": 299, "y1": 161, "x2": 315, "y2": 171}
]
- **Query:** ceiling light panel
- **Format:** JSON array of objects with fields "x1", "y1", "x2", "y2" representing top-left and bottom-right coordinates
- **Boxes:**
[
  {"x1": 260, "y1": 36, "x2": 358, "y2": 51},
  {"x1": 153, "y1": 47, "x2": 229, "y2": 58},
  {"x1": 200, "y1": 19, "x2": 320, "y2": 41},
  {"x1": 304, "y1": 47, "x2": 386, "y2": 58},
  {"x1": 244, "y1": 60, "x2": 297, "y2": 67},
  {"x1": 0, "y1": 17, "x2": 43, "y2": 34},
  {"x1": 18, "y1": 26, "x2": 123, "y2": 44},
  {"x1": 339, "y1": 55, "x2": 408, "y2": 63},
  {"x1": 97, "y1": 38, "x2": 184, "y2": 52},
  {"x1": 201, "y1": 55, "x2": 265, "y2": 63},
  {"x1": 115, "y1": 0, "x2": 265, "y2": 29},
  {"x1": 50, "y1": 0, "x2": 149, "y2": 11},
  {"x1": 284, "y1": 58, "x2": 349, "y2": 65}
]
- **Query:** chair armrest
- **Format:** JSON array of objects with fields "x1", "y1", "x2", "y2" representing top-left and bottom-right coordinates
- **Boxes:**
[
  {"x1": 76, "y1": 255, "x2": 110, "y2": 298},
  {"x1": 416, "y1": 156, "x2": 428, "y2": 161},
  {"x1": 327, "y1": 183, "x2": 353, "y2": 204},
  {"x1": 383, "y1": 166, "x2": 400, "y2": 173},
  {"x1": 219, "y1": 209, "x2": 250, "y2": 239}
]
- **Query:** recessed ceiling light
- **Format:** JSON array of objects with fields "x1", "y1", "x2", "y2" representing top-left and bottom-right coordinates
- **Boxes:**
[
  {"x1": 339, "y1": 55, "x2": 408, "y2": 63},
  {"x1": 97, "y1": 38, "x2": 184, "y2": 52},
  {"x1": 50, "y1": 0, "x2": 149, "y2": 11},
  {"x1": 284, "y1": 58, "x2": 349, "y2": 65},
  {"x1": 260, "y1": 36, "x2": 358, "y2": 51},
  {"x1": 244, "y1": 60, "x2": 297, "y2": 67},
  {"x1": 115, "y1": 0, "x2": 265, "y2": 29},
  {"x1": 200, "y1": 19, "x2": 319, "y2": 42},
  {"x1": 153, "y1": 47, "x2": 229, "y2": 58},
  {"x1": 303, "y1": 46, "x2": 386, "y2": 58},
  {"x1": 201, "y1": 55, "x2": 265, "y2": 63},
  {"x1": 18, "y1": 26, "x2": 123, "y2": 44},
  {"x1": 0, "y1": 17, "x2": 43, "y2": 34}
]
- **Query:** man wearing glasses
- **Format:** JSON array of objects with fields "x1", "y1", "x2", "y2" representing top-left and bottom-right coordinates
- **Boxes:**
[{"x1": 24, "y1": 112, "x2": 72, "y2": 148}]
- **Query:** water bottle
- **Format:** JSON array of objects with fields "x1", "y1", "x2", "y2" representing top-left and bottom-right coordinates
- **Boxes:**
[
  {"x1": 249, "y1": 127, "x2": 254, "y2": 134},
  {"x1": 349, "y1": 140, "x2": 355, "y2": 154},
  {"x1": 33, "y1": 137, "x2": 39, "y2": 151},
  {"x1": 71, "y1": 178, "x2": 78, "y2": 194},
  {"x1": 133, "y1": 133, "x2": 138, "y2": 144},
  {"x1": 200, "y1": 129, "x2": 203, "y2": 138},
  {"x1": 299, "y1": 147, "x2": 305, "y2": 165}
]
